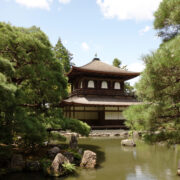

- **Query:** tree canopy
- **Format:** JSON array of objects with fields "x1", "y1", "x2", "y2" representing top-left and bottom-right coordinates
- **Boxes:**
[
  {"x1": 54, "y1": 38, "x2": 73, "y2": 73},
  {"x1": 154, "y1": 0, "x2": 180, "y2": 41},
  {"x1": 0, "y1": 22, "x2": 90, "y2": 146},
  {"x1": 112, "y1": 58, "x2": 134, "y2": 95},
  {"x1": 123, "y1": 30, "x2": 180, "y2": 144},
  {"x1": 113, "y1": 58, "x2": 121, "y2": 68},
  {"x1": 124, "y1": 0, "x2": 180, "y2": 144}
]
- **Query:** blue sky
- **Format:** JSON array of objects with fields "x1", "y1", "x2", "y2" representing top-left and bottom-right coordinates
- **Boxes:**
[{"x1": 0, "y1": 0, "x2": 162, "y2": 84}]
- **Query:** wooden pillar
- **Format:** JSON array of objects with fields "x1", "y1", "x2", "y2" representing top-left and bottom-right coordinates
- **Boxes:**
[{"x1": 73, "y1": 105, "x2": 75, "y2": 118}]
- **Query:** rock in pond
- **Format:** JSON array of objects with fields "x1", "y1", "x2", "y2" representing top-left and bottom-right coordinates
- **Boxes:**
[
  {"x1": 69, "y1": 134, "x2": 78, "y2": 150},
  {"x1": 49, "y1": 153, "x2": 69, "y2": 177},
  {"x1": 26, "y1": 160, "x2": 40, "y2": 171},
  {"x1": 121, "y1": 139, "x2": 136, "y2": 147},
  {"x1": 177, "y1": 160, "x2": 180, "y2": 176},
  {"x1": 11, "y1": 154, "x2": 25, "y2": 171},
  {"x1": 177, "y1": 169, "x2": 180, "y2": 176},
  {"x1": 80, "y1": 150, "x2": 96, "y2": 168},
  {"x1": 48, "y1": 146, "x2": 61, "y2": 159},
  {"x1": 63, "y1": 152, "x2": 74, "y2": 163}
]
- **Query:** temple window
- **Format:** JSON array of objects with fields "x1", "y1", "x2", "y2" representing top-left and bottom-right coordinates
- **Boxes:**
[
  {"x1": 80, "y1": 81, "x2": 83, "y2": 88},
  {"x1": 114, "y1": 82, "x2": 121, "y2": 89},
  {"x1": 101, "y1": 81, "x2": 108, "y2": 89},
  {"x1": 88, "y1": 80, "x2": 95, "y2": 88}
]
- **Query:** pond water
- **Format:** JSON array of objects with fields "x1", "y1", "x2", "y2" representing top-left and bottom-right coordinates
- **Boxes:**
[{"x1": 3, "y1": 137, "x2": 180, "y2": 180}]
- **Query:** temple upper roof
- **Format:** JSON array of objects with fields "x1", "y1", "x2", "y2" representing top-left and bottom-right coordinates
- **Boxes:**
[
  {"x1": 67, "y1": 58, "x2": 140, "y2": 81},
  {"x1": 79, "y1": 58, "x2": 139, "y2": 75}
]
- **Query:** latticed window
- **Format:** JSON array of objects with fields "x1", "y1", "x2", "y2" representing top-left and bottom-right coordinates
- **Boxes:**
[
  {"x1": 101, "y1": 81, "x2": 108, "y2": 89},
  {"x1": 114, "y1": 82, "x2": 121, "y2": 89},
  {"x1": 88, "y1": 80, "x2": 95, "y2": 88}
]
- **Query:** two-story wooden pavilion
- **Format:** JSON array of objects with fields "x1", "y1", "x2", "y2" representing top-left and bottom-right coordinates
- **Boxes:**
[{"x1": 61, "y1": 58, "x2": 140, "y2": 129}]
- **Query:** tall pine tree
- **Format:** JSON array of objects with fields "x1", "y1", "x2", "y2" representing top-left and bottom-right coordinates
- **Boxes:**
[
  {"x1": 54, "y1": 38, "x2": 73, "y2": 73},
  {"x1": 0, "y1": 23, "x2": 90, "y2": 146}
]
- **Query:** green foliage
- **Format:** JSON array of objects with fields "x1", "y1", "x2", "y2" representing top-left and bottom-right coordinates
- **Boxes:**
[
  {"x1": 154, "y1": 0, "x2": 180, "y2": 41},
  {"x1": 143, "y1": 131, "x2": 180, "y2": 145},
  {"x1": 124, "y1": 82, "x2": 135, "y2": 95},
  {"x1": 112, "y1": 58, "x2": 134, "y2": 95},
  {"x1": 0, "y1": 146, "x2": 13, "y2": 160},
  {"x1": 40, "y1": 158, "x2": 51, "y2": 175},
  {"x1": 67, "y1": 148, "x2": 82, "y2": 165},
  {"x1": 113, "y1": 58, "x2": 121, "y2": 68},
  {"x1": 0, "y1": 22, "x2": 90, "y2": 146},
  {"x1": 63, "y1": 118, "x2": 91, "y2": 137},
  {"x1": 124, "y1": 35, "x2": 180, "y2": 143},
  {"x1": 62, "y1": 162, "x2": 76, "y2": 174},
  {"x1": 123, "y1": 104, "x2": 149, "y2": 131},
  {"x1": 49, "y1": 132, "x2": 66, "y2": 142},
  {"x1": 54, "y1": 38, "x2": 73, "y2": 73},
  {"x1": 112, "y1": 58, "x2": 127, "y2": 70}
]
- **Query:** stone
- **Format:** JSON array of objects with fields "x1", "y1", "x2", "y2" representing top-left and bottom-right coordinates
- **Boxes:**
[
  {"x1": 50, "y1": 153, "x2": 69, "y2": 177},
  {"x1": 177, "y1": 160, "x2": 180, "y2": 176},
  {"x1": 133, "y1": 131, "x2": 140, "y2": 139},
  {"x1": 11, "y1": 154, "x2": 25, "y2": 171},
  {"x1": 26, "y1": 160, "x2": 40, "y2": 171},
  {"x1": 120, "y1": 131, "x2": 129, "y2": 138},
  {"x1": 78, "y1": 148, "x2": 83, "y2": 155},
  {"x1": 63, "y1": 152, "x2": 74, "y2": 163},
  {"x1": 121, "y1": 139, "x2": 136, "y2": 147},
  {"x1": 48, "y1": 146, "x2": 61, "y2": 159},
  {"x1": 177, "y1": 169, "x2": 180, "y2": 176},
  {"x1": 69, "y1": 135, "x2": 78, "y2": 150},
  {"x1": 80, "y1": 150, "x2": 96, "y2": 168}
]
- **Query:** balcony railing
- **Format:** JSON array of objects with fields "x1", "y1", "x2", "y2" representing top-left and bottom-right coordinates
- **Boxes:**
[{"x1": 70, "y1": 88, "x2": 128, "y2": 97}]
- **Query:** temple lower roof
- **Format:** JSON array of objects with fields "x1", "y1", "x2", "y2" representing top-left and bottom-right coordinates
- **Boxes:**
[{"x1": 61, "y1": 96, "x2": 140, "y2": 106}]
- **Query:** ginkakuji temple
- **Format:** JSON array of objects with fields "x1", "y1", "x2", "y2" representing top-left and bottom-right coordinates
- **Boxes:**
[{"x1": 61, "y1": 58, "x2": 140, "y2": 129}]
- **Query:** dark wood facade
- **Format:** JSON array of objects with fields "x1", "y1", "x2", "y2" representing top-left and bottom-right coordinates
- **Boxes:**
[{"x1": 61, "y1": 58, "x2": 140, "y2": 129}]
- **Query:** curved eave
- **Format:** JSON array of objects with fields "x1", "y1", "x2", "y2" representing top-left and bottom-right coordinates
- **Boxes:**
[
  {"x1": 60, "y1": 96, "x2": 141, "y2": 107},
  {"x1": 67, "y1": 66, "x2": 140, "y2": 78}
]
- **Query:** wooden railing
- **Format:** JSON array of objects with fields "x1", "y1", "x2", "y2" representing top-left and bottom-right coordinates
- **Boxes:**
[{"x1": 70, "y1": 88, "x2": 128, "y2": 97}]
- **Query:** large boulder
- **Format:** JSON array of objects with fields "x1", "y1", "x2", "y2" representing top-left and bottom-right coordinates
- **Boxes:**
[
  {"x1": 48, "y1": 146, "x2": 61, "y2": 159},
  {"x1": 121, "y1": 139, "x2": 136, "y2": 147},
  {"x1": 80, "y1": 150, "x2": 96, "y2": 168},
  {"x1": 69, "y1": 135, "x2": 78, "y2": 150},
  {"x1": 11, "y1": 154, "x2": 25, "y2": 171},
  {"x1": 49, "y1": 153, "x2": 69, "y2": 177}
]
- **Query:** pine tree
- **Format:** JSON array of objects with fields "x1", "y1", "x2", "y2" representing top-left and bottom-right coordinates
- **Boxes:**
[
  {"x1": 154, "y1": 0, "x2": 180, "y2": 41},
  {"x1": 0, "y1": 23, "x2": 90, "y2": 146},
  {"x1": 123, "y1": 35, "x2": 180, "y2": 143},
  {"x1": 123, "y1": 0, "x2": 180, "y2": 143},
  {"x1": 54, "y1": 38, "x2": 73, "y2": 73}
]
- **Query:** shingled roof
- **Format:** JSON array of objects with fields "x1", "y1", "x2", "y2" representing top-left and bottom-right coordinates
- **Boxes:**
[
  {"x1": 80, "y1": 58, "x2": 139, "y2": 74},
  {"x1": 67, "y1": 58, "x2": 140, "y2": 79},
  {"x1": 61, "y1": 95, "x2": 140, "y2": 106}
]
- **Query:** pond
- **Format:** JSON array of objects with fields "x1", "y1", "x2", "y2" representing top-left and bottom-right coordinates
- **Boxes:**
[{"x1": 3, "y1": 137, "x2": 180, "y2": 180}]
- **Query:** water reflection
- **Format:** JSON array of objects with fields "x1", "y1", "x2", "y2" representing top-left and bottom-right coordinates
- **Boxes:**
[{"x1": 3, "y1": 138, "x2": 180, "y2": 180}]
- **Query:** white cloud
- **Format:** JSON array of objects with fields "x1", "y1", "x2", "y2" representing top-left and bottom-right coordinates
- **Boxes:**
[
  {"x1": 81, "y1": 42, "x2": 90, "y2": 51},
  {"x1": 96, "y1": 0, "x2": 162, "y2": 21},
  {"x1": 58, "y1": 0, "x2": 71, "y2": 4},
  {"x1": 139, "y1": 25, "x2": 151, "y2": 35},
  {"x1": 127, "y1": 61, "x2": 145, "y2": 86},
  {"x1": 128, "y1": 62, "x2": 145, "y2": 72},
  {"x1": 15, "y1": 0, "x2": 52, "y2": 10}
]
